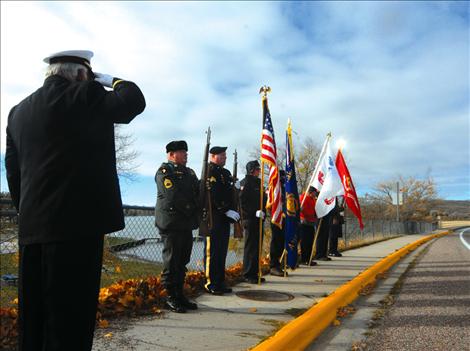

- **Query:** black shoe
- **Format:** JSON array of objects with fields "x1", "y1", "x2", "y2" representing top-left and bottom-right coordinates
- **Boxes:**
[
  {"x1": 328, "y1": 252, "x2": 343, "y2": 257},
  {"x1": 308, "y1": 261, "x2": 318, "y2": 266},
  {"x1": 221, "y1": 286, "x2": 233, "y2": 293},
  {"x1": 178, "y1": 295, "x2": 198, "y2": 310},
  {"x1": 316, "y1": 256, "x2": 332, "y2": 261},
  {"x1": 204, "y1": 286, "x2": 224, "y2": 295},
  {"x1": 165, "y1": 298, "x2": 186, "y2": 313},
  {"x1": 270, "y1": 267, "x2": 287, "y2": 277}
]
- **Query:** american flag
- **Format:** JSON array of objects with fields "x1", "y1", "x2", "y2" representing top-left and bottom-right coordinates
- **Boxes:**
[{"x1": 261, "y1": 96, "x2": 283, "y2": 227}]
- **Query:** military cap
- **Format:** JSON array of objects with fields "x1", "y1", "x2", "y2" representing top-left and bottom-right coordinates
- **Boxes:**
[
  {"x1": 44, "y1": 50, "x2": 93, "y2": 69},
  {"x1": 166, "y1": 140, "x2": 188, "y2": 153},
  {"x1": 209, "y1": 146, "x2": 227, "y2": 155},
  {"x1": 246, "y1": 160, "x2": 260, "y2": 174}
]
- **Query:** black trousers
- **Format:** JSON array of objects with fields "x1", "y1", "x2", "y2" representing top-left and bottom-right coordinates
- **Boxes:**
[
  {"x1": 243, "y1": 219, "x2": 263, "y2": 278},
  {"x1": 329, "y1": 224, "x2": 341, "y2": 254},
  {"x1": 314, "y1": 218, "x2": 330, "y2": 259},
  {"x1": 204, "y1": 214, "x2": 230, "y2": 290},
  {"x1": 269, "y1": 223, "x2": 284, "y2": 269},
  {"x1": 18, "y1": 235, "x2": 104, "y2": 351},
  {"x1": 160, "y1": 230, "x2": 193, "y2": 296},
  {"x1": 300, "y1": 223, "x2": 316, "y2": 263}
]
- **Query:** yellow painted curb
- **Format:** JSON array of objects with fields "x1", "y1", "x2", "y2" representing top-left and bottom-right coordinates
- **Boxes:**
[{"x1": 251, "y1": 231, "x2": 451, "y2": 351}]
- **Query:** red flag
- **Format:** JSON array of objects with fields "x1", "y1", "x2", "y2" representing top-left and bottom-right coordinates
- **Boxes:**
[{"x1": 335, "y1": 149, "x2": 364, "y2": 229}]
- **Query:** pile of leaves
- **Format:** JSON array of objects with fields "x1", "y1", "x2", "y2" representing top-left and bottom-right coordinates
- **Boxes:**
[
  {"x1": 0, "y1": 258, "x2": 273, "y2": 349},
  {"x1": 0, "y1": 307, "x2": 18, "y2": 349}
]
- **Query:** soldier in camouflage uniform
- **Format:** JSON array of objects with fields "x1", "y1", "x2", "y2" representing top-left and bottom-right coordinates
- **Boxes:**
[{"x1": 155, "y1": 140, "x2": 199, "y2": 313}]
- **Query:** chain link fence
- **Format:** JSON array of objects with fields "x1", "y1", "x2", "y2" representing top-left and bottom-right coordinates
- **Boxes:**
[{"x1": 0, "y1": 204, "x2": 438, "y2": 309}]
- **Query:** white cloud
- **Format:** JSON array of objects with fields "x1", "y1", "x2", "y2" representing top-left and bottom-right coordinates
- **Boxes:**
[{"x1": 1, "y1": 1, "x2": 468, "y2": 202}]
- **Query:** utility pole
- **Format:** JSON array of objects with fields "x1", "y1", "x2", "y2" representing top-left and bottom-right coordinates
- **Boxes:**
[{"x1": 396, "y1": 181, "x2": 400, "y2": 222}]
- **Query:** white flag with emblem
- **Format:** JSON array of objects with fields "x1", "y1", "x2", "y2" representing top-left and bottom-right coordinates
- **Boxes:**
[{"x1": 315, "y1": 138, "x2": 344, "y2": 218}]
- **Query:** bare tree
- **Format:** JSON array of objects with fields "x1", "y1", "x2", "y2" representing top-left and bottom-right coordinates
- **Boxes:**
[
  {"x1": 115, "y1": 125, "x2": 140, "y2": 182},
  {"x1": 368, "y1": 175, "x2": 438, "y2": 221}
]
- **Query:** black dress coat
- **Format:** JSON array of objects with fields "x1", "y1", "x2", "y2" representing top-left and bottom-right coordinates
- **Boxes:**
[{"x1": 5, "y1": 75, "x2": 146, "y2": 245}]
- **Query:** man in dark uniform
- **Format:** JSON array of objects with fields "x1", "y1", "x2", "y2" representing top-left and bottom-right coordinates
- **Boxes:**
[
  {"x1": 314, "y1": 210, "x2": 333, "y2": 261},
  {"x1": 5, "y1": 50, "x2": 145, "y2": 351},
  {"x1": 155, "y1": 140, "x2": 199, "y2": 313},
  {"x1": 203, "y1": 146, "x2": 240, "y2": 294},
  {"x1": 240, "y1": 160, "x2": 267, "y2": 283},
  {"x1": 269, "y1": 170, "x2": 287, "y2": 276},
  {"x1": 328, "y1": 197, "x2": 345, "y2": 257}
]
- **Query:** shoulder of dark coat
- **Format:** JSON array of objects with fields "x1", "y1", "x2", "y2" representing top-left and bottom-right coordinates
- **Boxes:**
[{"x1": 157, "y1": 162, "x2": 173, "y2": 175}]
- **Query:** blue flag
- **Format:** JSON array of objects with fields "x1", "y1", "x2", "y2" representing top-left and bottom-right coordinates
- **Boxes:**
[{"x1": 284, "y1": 120, "x2": 300, "y2": 268}]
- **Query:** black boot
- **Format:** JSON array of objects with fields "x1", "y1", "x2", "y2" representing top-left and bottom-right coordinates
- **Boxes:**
[
  {"x1": 177, "y1": 293, "x2": 198, "y2": 310},
  {"x1": 165, "y1": 296, "x2": 186, "y2": 313}
]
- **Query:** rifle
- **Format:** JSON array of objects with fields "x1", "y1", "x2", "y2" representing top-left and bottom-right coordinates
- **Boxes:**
[
  {"x1": 199, "y1": 127, "x2": 213, "y2": 236},
  {"x1": 232, "y1": 149, "x2": 244, "y2": 239}
]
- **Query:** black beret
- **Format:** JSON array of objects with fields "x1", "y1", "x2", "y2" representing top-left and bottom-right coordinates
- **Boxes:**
[
  {"x1": 209, "y1": 146, "x2": 227, "y2": 155},
  {"x1": 166, "y1": 140, "x2": 188, "y2": 153},
  {"x1": 246, "y1": 160, "x2": 261, "y2": 174}
]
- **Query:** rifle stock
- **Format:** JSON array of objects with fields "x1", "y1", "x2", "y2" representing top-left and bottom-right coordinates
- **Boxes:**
[
  {"x1": 232, "y1": 149, "x2": 244, "y2": 239},
  {"x1": 199, "y1": 127, "x2": 213, "y2": 236}
]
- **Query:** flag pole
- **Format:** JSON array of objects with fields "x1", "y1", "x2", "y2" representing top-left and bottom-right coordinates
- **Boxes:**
[
  {"x1": 309, "y1": 218, "x2": 322, "y2": 266},
  {"x1": 258, "y1": 159, "x2": 264, "y2": 285},
  {"x1": 283, "y1": 249, "x2": 287, "y2": 277},
  {"x1": 258, "y1": 86, "x2": 270, "y2": 285}
]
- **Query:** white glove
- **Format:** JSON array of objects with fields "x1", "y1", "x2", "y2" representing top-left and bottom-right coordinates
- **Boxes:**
[
  {"x1": 256, "y1": 210, "x2": 265, "y2": 219},
  {"x1": 225, "y1": 210, "x2": 240, "y2": 221},
  {"x1": 234, "y1": 180, "x2": 241, "y2": 190},
  {"x1": 94, "y1": 72, "x2": 114, "y2": 88}
]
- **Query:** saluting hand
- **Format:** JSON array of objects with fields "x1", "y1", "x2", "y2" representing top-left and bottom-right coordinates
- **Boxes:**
[{"x1": 94, "y1": 72, "x2": 114, "y2": 88}]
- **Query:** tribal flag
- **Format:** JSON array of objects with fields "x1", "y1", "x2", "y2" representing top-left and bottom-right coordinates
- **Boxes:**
[
  {"x1": 336, "y1": 149, "x2": 364, "y2": 229},
  {"x1": 314, "y1": 136, "x2": 344, "y2": 218},
  {"x1": 261, "y1": 95, "x2": 283, "y2": 228},
  {"x1": 284, "y1": 119, "x2": 300, "y2": 268}
]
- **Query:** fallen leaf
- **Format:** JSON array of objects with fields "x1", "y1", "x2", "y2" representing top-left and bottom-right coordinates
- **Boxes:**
[
  {"x1": 98, "y1": 319, "x2": 109, "y2": 328},
  {"x1": 333, "y1": 319, "x2": 341, "y2": 326},
  {"x1": 104, "y1": 332, "x2": 113, "y2": 338},
  {"x1": 249, "y1": 308, "x2": 258, "y2": 313}
]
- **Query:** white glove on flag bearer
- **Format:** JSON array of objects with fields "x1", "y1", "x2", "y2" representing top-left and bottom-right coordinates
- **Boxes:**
[
  {"x1": 314, "y1": 139, "x2": 344, "y2": 218},
  {"x1": 225, "y1": 210, "x2": 240, "y2": 221}
]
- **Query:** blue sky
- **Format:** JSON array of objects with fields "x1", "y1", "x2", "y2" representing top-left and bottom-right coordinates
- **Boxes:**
[{"x1": 1, "y1": 1, "x2": 469, "y2": 206}]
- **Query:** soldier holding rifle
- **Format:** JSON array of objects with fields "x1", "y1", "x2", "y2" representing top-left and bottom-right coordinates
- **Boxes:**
[{"x1": 202, "y1": 146, "x2": 240, "y2": 295}]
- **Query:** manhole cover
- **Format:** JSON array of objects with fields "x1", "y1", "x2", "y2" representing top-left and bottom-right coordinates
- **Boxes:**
[{"x1": 236, "y1": 290, "x2": 294, "y2": 302}]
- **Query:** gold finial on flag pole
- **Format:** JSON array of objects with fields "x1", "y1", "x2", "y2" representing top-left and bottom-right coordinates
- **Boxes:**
[{"x1": 259, "y1": 85, "x2": 271, "y2": 97}]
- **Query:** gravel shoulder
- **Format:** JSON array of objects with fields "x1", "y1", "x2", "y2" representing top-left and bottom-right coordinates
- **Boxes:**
[{"x1": 362, "y1": 231, "x2": 470, "y2": 351}]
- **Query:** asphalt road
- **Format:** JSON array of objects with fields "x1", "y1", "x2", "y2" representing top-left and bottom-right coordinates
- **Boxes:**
[{"x1": 364, "y1": 229, "x2": 470, "y2": 351}]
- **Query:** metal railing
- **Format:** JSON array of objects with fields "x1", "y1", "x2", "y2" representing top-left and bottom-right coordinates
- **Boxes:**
[{"x1": 0, "y1": 204, "x2": 438, "y2": 308}]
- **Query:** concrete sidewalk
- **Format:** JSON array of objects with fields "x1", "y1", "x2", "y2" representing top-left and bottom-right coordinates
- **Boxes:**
[{"x1": 92, "y1": 234, "x2": 427, "y2": 351}]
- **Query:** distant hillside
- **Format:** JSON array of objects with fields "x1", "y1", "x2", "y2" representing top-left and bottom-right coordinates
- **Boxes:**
[{"x1": 431, "y1": 199, "x2": 470, "y2": 219}]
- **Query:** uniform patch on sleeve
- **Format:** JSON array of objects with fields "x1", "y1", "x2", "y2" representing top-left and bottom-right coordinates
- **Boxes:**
[
  {"x1": 209, "y1": 176, "x2": 217, "y2": 183},
  {"x1": 164, "y1": 178, "x2": 173, "y2": 189}
]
